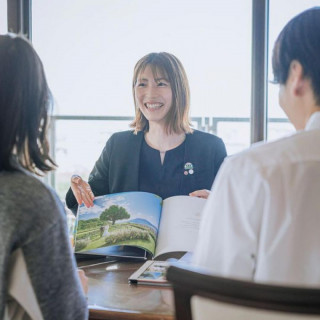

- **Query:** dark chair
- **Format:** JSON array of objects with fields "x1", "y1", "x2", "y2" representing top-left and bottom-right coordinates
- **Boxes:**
[{"x1": 167, "y1": 264, "x2": 320, "y2": 320}]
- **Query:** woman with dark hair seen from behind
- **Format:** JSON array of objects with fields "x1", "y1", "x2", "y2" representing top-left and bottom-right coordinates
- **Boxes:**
[
  {"x1": 0, "y1": 34, "x2": 88, "y2": 319},
  {"x1": 66, "y1": 52, "x2": 227, "y2": 213}
]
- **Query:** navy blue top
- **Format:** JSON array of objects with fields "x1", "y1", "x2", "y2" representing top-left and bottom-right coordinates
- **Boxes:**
[
  {"x1": 139, "y1": 138, "x2": 186, "y2": 199},
  {"x1": 66, "y1": 130, "x2": 227, "y2": 213}
]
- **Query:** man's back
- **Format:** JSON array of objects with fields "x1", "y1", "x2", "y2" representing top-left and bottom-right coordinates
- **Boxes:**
[{"x1": 193, "y1": 112, "x2": 320, "y2": 286}]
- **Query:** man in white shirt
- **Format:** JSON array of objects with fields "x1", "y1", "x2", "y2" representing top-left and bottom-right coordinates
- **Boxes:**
[{"x1": 193, "y1": 7, "x2": 320, "y2": 287}]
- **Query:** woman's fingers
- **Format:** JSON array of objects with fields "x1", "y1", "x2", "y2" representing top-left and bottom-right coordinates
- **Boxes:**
[
  {"x1": 189, "y1": 189, "x2": 211, "y2": 199},
  {"x1": 77, "y1": 269, "x2": 88, "y2": 295},
  {"x1": 81, "y1": 181, "x2": 94, "y2": 207},
  {"x1": 70, "y1": 183, "x2": 84, "y2": 205},
  {"x1": 71, "y1": 175, "x2": 94, "y2": 207},
  {"x1": 79, "y1": 184, "x2": 94, "y2": 207},
  {"x1": 85, "y1": 184, "x2": 95, "y2": 201}
]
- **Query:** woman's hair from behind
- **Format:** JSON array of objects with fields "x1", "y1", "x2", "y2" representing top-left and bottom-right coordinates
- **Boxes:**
[
  {"x1": 0, "y1": 34, "x2": 56, "y2": 174},
  {"x1": 130, "y1": 52, "x2": 193, "y2": 134},
  {"x1": 272, "y1": 7, "x2": 320, "y2": 105}
]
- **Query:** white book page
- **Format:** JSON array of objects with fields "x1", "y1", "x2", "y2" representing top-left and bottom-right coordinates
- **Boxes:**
[{"x1": 155, "y1": 196, "x2": 206, "y2": 258}]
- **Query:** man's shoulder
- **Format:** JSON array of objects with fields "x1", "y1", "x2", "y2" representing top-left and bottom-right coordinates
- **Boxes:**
[{"x1": 226, "y1": 130, "x2": 317, "y2": 169}]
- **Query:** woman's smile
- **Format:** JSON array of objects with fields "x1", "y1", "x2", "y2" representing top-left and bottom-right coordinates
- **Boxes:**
[
  {"x1": 144, "y1": 102, "x2": 164, "y2": 110},
  {"x1": 135, "y1": 65, "x2": 173, "y2": 125}
]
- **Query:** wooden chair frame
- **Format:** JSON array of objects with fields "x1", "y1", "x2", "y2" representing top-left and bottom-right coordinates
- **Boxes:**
[{"x1": 167, "y1": 265, "x2": 320, "y2": 320}]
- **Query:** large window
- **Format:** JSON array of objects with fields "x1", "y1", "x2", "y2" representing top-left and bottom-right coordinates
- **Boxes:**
[
  {"x1": 267, "y1": 0, "x2": 320, "y2": 141},
  {"x1": 33, "y1": 0, "x2": 252, "y2": 198},
  {"x1": 0, "y1": 0, "x2": 7, "y2": 33}
]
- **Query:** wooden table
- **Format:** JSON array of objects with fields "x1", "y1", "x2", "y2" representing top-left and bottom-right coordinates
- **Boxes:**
[{"x1": 79, "y1": 259, "x2": 175, "y2": 320}]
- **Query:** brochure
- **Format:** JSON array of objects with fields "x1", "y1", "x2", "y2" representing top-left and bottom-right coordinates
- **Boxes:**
[{"x1": 74, "y1": 191, "x2": 206, "y2": 260}]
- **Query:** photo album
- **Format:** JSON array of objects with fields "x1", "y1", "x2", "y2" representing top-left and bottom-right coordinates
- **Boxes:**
[
  {"x1": 74, "y1": 191, "x2": 206, "y2": 261},
  {"x1": 128, "y1": 260, "x2": 170, "y2": 286}
]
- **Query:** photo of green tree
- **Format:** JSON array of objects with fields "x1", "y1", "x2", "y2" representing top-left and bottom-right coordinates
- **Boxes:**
[
  {"x1": 100, "y1": 205, "x2": 130, "y2": 225},
  {"x1": 74, "y1": 192, "x2": 162, "y2": 256}
]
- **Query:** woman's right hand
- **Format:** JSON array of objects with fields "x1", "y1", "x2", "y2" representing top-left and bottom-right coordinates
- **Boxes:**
[
  {"x1": 77, "y1": 269, "x2": 88, "y2": 296},
  {"x1": 70, "y1": 175, "x2": 95, "y2": 207}
]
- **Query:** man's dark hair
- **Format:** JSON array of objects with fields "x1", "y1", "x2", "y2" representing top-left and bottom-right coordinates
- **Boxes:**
[
  {"x1": 0, "y1": 34, "x2": 56, "y2": 174},
  {"x1": 272, "y1": 7, "x2": 320, "y2": 105}
]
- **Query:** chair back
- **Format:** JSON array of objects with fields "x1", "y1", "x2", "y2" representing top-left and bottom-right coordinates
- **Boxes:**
[
  {"x1": 4, "y1": 248, "x2": 43, "y2": 320},
  {"x1": 166, "y1": 265, "x2": 320, "y2": 320}
]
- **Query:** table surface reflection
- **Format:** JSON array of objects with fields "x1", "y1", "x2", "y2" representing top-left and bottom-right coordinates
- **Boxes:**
[{"x1": 79, "y1": 259, "x2": 174, "y2": 320}]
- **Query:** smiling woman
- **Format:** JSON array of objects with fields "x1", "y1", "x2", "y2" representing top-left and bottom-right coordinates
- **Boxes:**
[
  {"x1": 131, "y1": 52, "x2": 192, "y2": 164},
  {"x1": 31, "y1": 0, "x2": 253, "y2": 198},
  {"x1": 65, "y1": 52, "x2": 227, "y2": 214},
  {"x1": 134, "y1": 65, "x2": 173, "y2": 132},
  {"x1": 132, "y1": 52, "x2": 191, "y2": 136}
]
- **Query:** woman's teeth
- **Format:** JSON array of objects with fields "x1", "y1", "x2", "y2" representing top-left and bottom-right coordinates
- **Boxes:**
[{"x1": 145, "y1": 103, "x2": 163, "y2": 109}]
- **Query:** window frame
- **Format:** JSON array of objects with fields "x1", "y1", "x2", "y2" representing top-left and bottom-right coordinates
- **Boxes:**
[
  {"x1": 7, "y1": 0, "x2": 269, "y2": 144},
  {"x1": 6, "y1": 0, "x2": 270, "y2": 191}
]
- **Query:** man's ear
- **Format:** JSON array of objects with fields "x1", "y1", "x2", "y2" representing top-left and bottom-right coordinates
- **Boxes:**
[{"x1": 288, "y1": 60, "x2": 306, "y2": 96}]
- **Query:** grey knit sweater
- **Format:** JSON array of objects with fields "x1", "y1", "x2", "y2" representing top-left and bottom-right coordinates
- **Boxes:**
[{"x1": 0, "y1": 170, "x2": 88, "y2": 319}]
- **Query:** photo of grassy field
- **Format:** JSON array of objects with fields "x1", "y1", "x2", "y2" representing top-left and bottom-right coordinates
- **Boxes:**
[{"x1": 74, "y1": 192, "x2": 162, "y2": 256}]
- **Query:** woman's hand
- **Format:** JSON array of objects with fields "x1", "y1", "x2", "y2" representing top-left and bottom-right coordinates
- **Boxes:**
[
  {"x1": 70, "y1": 175, "x2": 94, "y2": 207},
  {"x1": 77, "y1": 269, "x2": 88, "y2": 295},
  {"x1": 189, "y1": 189, "x2": 211, "y2": 199}
]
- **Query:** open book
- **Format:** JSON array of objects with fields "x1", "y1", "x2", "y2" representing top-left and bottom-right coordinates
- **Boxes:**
[{"x1": 74, "y1": 191, "x2": 206, "y2": 260}]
